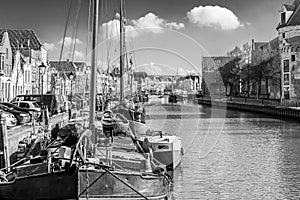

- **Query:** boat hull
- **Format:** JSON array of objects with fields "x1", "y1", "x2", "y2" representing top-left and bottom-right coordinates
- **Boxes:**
[
  {"x1": 0, "y1": 167, "x2": 170, "y2": 200},
  {"x1": 78, "y1": 168, "x2": 170, "y2": 199},
  {"x1": 0, "y1": 170, "x2": 78, "y2": 200}
]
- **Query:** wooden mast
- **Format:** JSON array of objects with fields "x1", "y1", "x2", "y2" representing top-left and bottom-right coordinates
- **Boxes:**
[
  {"x1": 119, "y1": 0, "x2": 124, "y2": 103},
  {"x1": 89, "y1": 0, "x2": 99, "y2": 143}
]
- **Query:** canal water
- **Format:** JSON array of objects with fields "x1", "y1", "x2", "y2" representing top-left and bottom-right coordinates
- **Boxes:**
[{"x1": 146, "y1": 97, "x2": 300, "y2": 200}]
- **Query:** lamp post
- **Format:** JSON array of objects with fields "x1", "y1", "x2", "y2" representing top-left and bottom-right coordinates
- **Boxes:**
[
  {"x1": 69, "y1": 72, "x2": 74, "y2": 102},
  {"x1": 38, "y1": 63, "x2": 47, "y2": 94}
]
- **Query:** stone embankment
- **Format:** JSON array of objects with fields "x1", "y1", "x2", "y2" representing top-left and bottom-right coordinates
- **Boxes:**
[{"x1": 196, "y1": 96, "x2": 300, "y2": 120}]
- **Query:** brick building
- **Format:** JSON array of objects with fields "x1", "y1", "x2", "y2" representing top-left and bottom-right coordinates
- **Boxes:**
[{"x1": 277, "y1": 0, "x2": 300, "y2": 100}]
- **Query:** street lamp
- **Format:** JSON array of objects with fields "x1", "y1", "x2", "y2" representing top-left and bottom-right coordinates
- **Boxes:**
[
  {"x1": 69, "y1": 71, "x2": 75, "y2": 101},
  {"x1": 38, "y1": 62, "x2": 47, "y2": 94}
]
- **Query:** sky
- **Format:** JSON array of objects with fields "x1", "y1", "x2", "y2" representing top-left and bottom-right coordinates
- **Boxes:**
[{"x1": 0, "y1": 0, "x2": 289, "y2": 75}]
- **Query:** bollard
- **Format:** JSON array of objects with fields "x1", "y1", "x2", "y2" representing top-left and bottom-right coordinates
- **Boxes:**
[{"x1": 0, "y1": 111, "x2": 10, "y2": 169}]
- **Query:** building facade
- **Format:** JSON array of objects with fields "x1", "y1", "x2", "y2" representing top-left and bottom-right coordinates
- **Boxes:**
[
  {"x1": 202, "y1": 56, "x2": 233, "y2": 95},
  {"x1": 277, "y1": 0, "x2": 300, "y2": 100},
  {"x1": 0, "y1": 29, "x2": 47, "y2": 102}
]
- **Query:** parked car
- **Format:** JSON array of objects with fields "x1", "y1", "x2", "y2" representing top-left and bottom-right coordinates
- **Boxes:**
[
  {"x1": 0, "y1": 111, "x2": 17, "y2": 128},
  {"x1": 0, "y1": 102, "x2": 41, "y2": 122},
  {"x1": 12, "y1": 101, "x2": 41, "y2": 112},
  {"x1": 0, "y1": 104, "x2": 30, "y2": 124},
  {"x1": 10, "y1": 101, "x2": 41, "y2": 121},
  {"x1": 11, "y1": 94, "x2": 65, "y2": 116}
]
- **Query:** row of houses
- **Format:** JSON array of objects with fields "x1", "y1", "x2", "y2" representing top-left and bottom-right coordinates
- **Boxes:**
[
  {"x1": 132, "y1": 71, "x2": 200, "y2": 93},
  {"x1": 202, "y1": 0, "x2": 300, "y2": 101},
  {"x1": 0, "y1": 29, "x2": 94, "y2": 102}
]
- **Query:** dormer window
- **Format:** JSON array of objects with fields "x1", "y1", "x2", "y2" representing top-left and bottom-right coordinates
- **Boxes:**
[
  {"x1": 281, "y1": 12, "x2": 286, "y2": 24},
  {"x1": 0, "y1": 54, "x2": 4, "y2": 72}
]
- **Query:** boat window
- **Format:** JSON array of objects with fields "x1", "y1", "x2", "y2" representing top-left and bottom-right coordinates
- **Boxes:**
[{"x1": 158, "y1": 145, "x2": 169, "y2": 150}]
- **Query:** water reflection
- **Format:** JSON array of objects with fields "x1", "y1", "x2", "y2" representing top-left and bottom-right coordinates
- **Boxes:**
[{"x1": 146, "y1": 100, "x2": 300, "y2": 199}]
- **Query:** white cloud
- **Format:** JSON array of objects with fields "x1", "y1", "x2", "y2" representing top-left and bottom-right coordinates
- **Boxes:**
[
  {"x1": 102, "y1": 19, "x2": 139, "y2": 40},
  {"x1": 74, "y1": 50, "x2": 84, "y2": 61},
  {"x1": 187, "y1": 5, "x2": 244, "y2": 30},
  {"x1": 58, "y1": 37, "x2": 83, "y2": 46},
  {"x1": 43, "y1": 42, "x2": 56, "y2": 51},
  {"x1": 132, "y1": 13, "x2": 185, "y2": 33},
  {"x1": 102, "y1": 12, "x2": 184, "y2": 40},
  {"x1": 178, "y1": 67, "x2": 187, "y2": 76},
  {"x1": 165, "y1": 22, "x2": 185, "y2": 30},
  {"x1": 63, "y1": 50, "x2": 84, "y2": 61},
  {"x1": 132, "y1": 13, "x2": 165, "y2": 33}
]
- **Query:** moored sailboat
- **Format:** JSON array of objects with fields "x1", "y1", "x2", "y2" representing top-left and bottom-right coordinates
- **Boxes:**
[{"x1": 0, "y1": 0, "x2": 171, "y2": 199}]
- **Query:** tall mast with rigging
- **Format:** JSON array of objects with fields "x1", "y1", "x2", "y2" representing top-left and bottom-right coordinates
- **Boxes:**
[
  {"x1": 119, "y1": 0, "x2": 124, "y2": 103},
  {"x1": 89, "y1": 0, "x2": 99, "y2": 143}
]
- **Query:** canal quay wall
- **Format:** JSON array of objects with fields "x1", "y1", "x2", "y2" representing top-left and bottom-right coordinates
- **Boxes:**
[
  {"x1": 7, "y1": 112, "x2": 70, "y2": 163},
  {"x1": 196, "y1": 97, "x2": 300, "y2": 120}
]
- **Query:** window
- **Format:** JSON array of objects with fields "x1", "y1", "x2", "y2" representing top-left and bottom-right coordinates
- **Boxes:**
[
  {"x1": 284, "y1": 87, "x2": 290, "y2": 100},
  {"x1": 5, "y1": 48, "x2": 8, "y2": 59},
  {"x1": 292, "y1": 55, "x2": 296, "y2": 61},
  {"x1": 281, "y1": 12, "x2": 286, "y2": 24},
  {"x1": 284, "y1": 59, "x2": 289, "y2": 72},
  {"x1": 0, "y1": 54, "x2": 4, "y2": 71},
  {"x1": 282, "y1": 33, "x2": 285, "y2": 39},
  {"x1": 284, "y1": 74, "x2": 290, "y2": 85}
]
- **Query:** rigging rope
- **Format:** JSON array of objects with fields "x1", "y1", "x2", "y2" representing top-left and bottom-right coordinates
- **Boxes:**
[
  {"x1": 85, "y1": 0, "x2": 92, "y2": 65},
  {"x1": 70, "y1": 0, "x2": 82, "y2": 62},
  {"x1": 59, "y1": 0, "x2": 73, "y2": 64}
]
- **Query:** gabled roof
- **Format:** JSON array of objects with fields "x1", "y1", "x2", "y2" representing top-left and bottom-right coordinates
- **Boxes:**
[
  {"x1": 277, "y1": 0, "x2": 300, "y2": 29},
  {"x1": 0, "y1": 29, "x2": 42, "y2": 52},
  {"x1": 49, "y1": 61, "x2": 77, "y2": 74},
  {"x1": 202, "y1": 56, "x2": 233, "y2": 71}
]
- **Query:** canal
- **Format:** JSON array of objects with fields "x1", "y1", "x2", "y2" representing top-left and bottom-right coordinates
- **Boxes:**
[{"x1": 146, "y1": 97, "x2": 300, "y2": 199}]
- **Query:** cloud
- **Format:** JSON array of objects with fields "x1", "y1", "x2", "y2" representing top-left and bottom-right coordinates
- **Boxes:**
[
  {"x1": 63, "y1": 50, "x2": 84, "y2": 61},
  {"x1": 43, "y1": 42, "x2": 56, "y2": 51},
  {"x1": 165, "y1": 22, "x2": 185, "y2": 30},
  {"x1": 132, "y1": 13, "x2": 185, "y2": 33},
  {"x1": 187, "y1": 5, "x2": 244, "y2": 30},
  {"x1": 178, "y1": 67, "x2": 187, "y2": 76},
  {"x1": 102, "y1": 13, "x2": 184, "y2": 40},
  {"x1": 58, "y1": 37, "x2": 83, "y2": 46},
  {"x1": 102, "y1": 19, "x2": 139, "y2": 39},
  {"x1": 73, "y1": 50, "x2": 84, "y2": 61}
]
